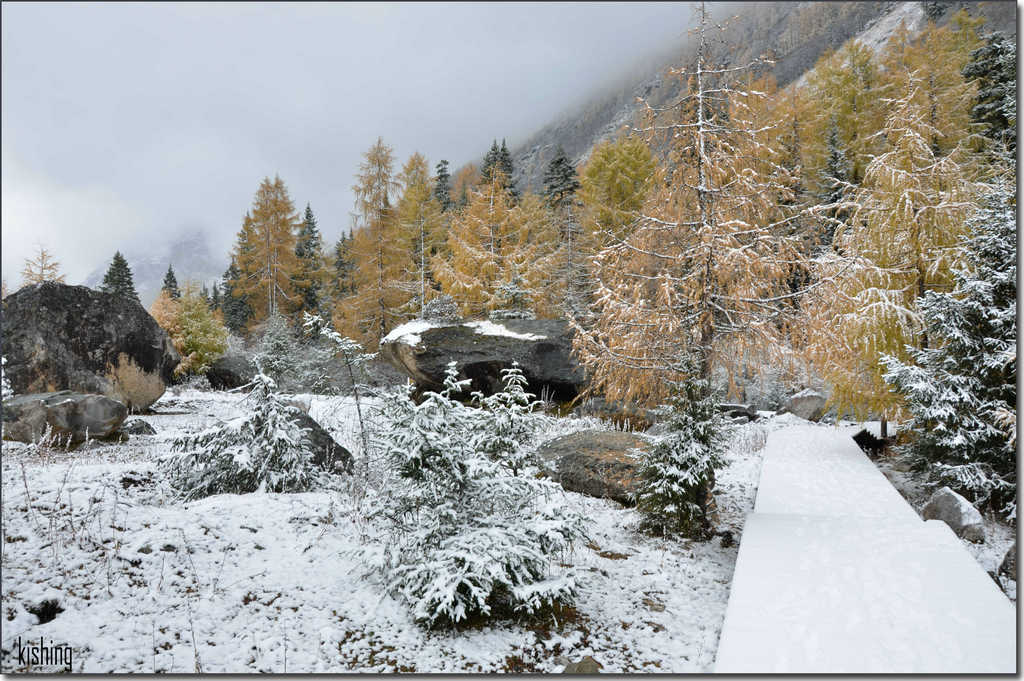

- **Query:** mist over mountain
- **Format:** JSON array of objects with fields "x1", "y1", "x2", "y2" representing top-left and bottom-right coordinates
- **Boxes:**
[
  {"x1": 83, "y1": 231, "x2": 226, "y2": 308},
  {"x1": 508, "y1": 0, "x2": 1015, "y2": 193}
]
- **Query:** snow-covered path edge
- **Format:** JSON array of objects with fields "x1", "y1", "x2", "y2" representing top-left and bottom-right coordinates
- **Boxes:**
[{"x1": 714, "y1": 425, "x2": 1016, "y2": 673}]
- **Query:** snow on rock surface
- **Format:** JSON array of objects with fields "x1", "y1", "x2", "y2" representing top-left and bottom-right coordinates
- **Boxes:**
[
  {"x1": 464, "y1": 320, "x2": 547, "y2": 341},
  {"x1": 716, "y1": 425, "x2": 1015, "y2": 673},
  {"x1": 921, "y1": 486, "x2": 986, "y2": 543},
  {"x1": 381, "y1": 319, "x2": 437, "y2": 346}
]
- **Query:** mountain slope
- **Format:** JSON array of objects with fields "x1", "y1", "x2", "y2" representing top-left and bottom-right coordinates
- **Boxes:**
[{"x1": 510, "y1": 0, "x2": 1015, "y2": 193}]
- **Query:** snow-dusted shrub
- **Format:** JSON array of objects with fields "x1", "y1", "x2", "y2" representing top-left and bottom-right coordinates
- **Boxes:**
[
  {"x1": 472, "y1": 362, "x2": 542, "y2": 475},
  {"x1": 162, "y1": 371, "x2": 323, "y2": 499},
  {"x1": 635, "y1": 378, "x2": 732, "y2": 538},
  {"x1": 422, "y1": 294, "x2": 460, "y2": 323},
  {"x1": 364, "y1": 363, "x2": 587, "y2": 627}
]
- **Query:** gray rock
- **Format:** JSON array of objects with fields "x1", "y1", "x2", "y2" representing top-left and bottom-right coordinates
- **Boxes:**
[
  {"x1": 379, "y1": 318, "x2": 584, "y2": 401},
  {"x1": 999, "y1": 542, "x2": 1016, "y2": 581},
  {"x1": 922, "y1": 486, "x2": 986, "y2": 543},
  {"x1": 536, "y1": 430, "x2": 648, "y2": 505},
  {"x1": 2, "y1": 282, "x2": 179, "y2": 411},
  {"x1": 573, "y1": 396, "x2": 654, "y2": 430},
  {"x1": 2, "y1": 391, "x2": 128, "y2": 444},
  {"x1": 779, "y1": 389, "x2": 827, "y2": 422},
  {"x1": 563, "y1": 656, "x2": 603, "y2": 674},
  {"x1": 290, "y1": 410, "x2": 354, "y2": 474},
  {"x1": 205, "y1": 354, "x2": 257, "y2": 391},
  {"x1": 718, "y1": 403, "x2": 758, "y2": 421},
  {"x1": 122, "y1": 419, "x2": 157, "y2": 436}
]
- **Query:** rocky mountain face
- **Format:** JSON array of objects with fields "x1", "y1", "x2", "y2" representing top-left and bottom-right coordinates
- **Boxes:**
[
  {"x1": 82, "y1": 230, "x2": 226, "y2": 308},
  {"x1": 509, "y1": 0, "x2": 1015, "y2": 193}
]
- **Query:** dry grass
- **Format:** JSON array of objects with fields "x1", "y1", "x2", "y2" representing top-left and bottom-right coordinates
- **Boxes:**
[{"x1": 105, "y1": 353, "x2": 165, "y2": 412}]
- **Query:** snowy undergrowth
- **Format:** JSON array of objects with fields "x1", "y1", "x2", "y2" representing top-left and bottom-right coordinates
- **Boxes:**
[{"x1": 1, "y1": 389, "x2": 770, "y2": 672}]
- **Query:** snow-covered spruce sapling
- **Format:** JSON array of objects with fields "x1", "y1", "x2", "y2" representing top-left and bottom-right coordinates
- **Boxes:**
[
  {"x1": 162, "y1": 371, "x2": 325, "y2": 500},
  {"x1": 472, "y1": 362, "x2": 542, "y2": 476},
  {"x1": 635, "y1": 377, "x2": 731, "y2": 539},
  {"x1": 364, "y1": 362, "x2": 587, "y2": 628},
  {"x1": 882, "y1": 184, "x2": 1017, "y2": 518}
]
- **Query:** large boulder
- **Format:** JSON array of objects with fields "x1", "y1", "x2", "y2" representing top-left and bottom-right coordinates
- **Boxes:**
[
  {"x1": 205, "y1": 354, "x2": 257, "y2": 390},
  {"x1": 922, "y1": 486, "x2": 986, "y2": 543},
  {"x1": 379, "y1": 318, "x2": 585, "y2": 401},
  {"x1": 778, "y1": 388, "x2": 827, "y2": 422},
  {"x1": 536, "y1": 430, "x2": 648, "y2": 505},
  {"x1": 2, "y1": 283, "x2": 179, "y2": 411},
  {"x1": 2, "y1": 391, "x2": 128, "y2": 444}
]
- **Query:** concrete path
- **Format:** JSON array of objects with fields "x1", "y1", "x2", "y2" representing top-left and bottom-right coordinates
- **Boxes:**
[{"x1": 714, "y1": 425, "x2": 1016, "y2": 674}]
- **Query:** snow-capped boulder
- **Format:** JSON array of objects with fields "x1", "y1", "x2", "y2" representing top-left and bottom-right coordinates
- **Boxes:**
[
  {"x1": 205, "y1": 354, "x2": 256, "y2": 390},
  {"x1": 718, "y1": 403, "x2": 758, "y2": 422},
  {"x1": 922, "y1": 486, "x2": 986, "y2": 543},
  {"x1": 778, "y1": 389, "x2": 827, "y2": 422},
  {"x1": 535, "y1": 430, "x2": 648, "y2": 505},
  {"x1": 2, "y1": 282, "x2": 180, "y2": 411},
  {"x1": 378, "y1": 318, "x2": 585, "y2": 400},
  {"x1": 2, "y1": 391, "x2": 128, "y2": 444},
  {"x1": 999, "y1": 542, "x2": 1016, "y2": 581}
]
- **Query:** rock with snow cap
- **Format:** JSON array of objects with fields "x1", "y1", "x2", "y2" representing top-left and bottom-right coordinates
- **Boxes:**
[
  {"x1": 777, "y1": 388, "x2": 827, "y2": 422},
  {"x1": 922, "y1": 486, "x2": 986, "y2": 543},
  {"x1": 378, "y1": 318, "x2": 585, "y2": 400}
]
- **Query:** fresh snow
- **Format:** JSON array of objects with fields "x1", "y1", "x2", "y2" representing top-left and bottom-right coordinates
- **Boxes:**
[
  {"x1": 0, "y1": 389, "x2": 768, "y2": 673},
  {"x1": 380, "y1": 319, "x2": 547, "y2": 347},
  {"x1": 464, "y1": 320, "x2": 547, "y2": 341},
  {"x1": 716, "y1": 424, "x2": 1016, "y2": 674},
  {"x1": 381, "y1": 320, "x2": 437, "y2": 347}
]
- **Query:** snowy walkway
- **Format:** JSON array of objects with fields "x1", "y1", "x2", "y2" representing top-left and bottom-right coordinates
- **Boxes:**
[{"x1": 714, "y1": 425, "x2": 1016, "y2": 674}]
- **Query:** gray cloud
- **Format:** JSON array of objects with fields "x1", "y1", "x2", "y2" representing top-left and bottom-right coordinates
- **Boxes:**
[{"x1": 2, "y1": 1, "x2": 688, "y2": 286}]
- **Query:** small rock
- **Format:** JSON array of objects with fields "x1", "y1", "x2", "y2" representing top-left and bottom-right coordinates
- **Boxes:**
[
  {"x1": 719, "y1": 530, "x2": 735, "y2": 548},
  {"x1": 563, "y1": 656, "x2": 603, "y2": 674},
  {"x1": 535, "y1": 430, "x2": 647, "y2": 505},
  {"x1": 122, "y1": 419, "x2": 157, "y2": 436},
  {"x1": 780, "y1": 389, "x2": 827, "y2": 422},
  {"x1": 999, "y1": 542, "x2": 1016, "y2": 581},
  {"x1": 205, "y1": 354, "x2": 257, "y2": 390},
  {"x1": 922, "y1": 486, "x2": 986, "y2": 543}
]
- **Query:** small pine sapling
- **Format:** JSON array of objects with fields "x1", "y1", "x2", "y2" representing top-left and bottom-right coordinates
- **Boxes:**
[
  {"x1": 473, "y1": 362, "x2": 542, "y2": 476},
  {"x1": 365, "y1": 362, "x2": 587, "y2": 628},
  {"x1": 635, "y1": 376, "x2": 732, "y2": 539},
  {"x1": 162, "y1": 371, "x2": 324, "y2": 499}
]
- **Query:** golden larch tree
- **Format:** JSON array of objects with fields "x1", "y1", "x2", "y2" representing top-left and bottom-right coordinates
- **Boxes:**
[
  {"x1": 571, "y1": 3, "x2": 805, "y2": 406},
  {"x1": 21, "y1": 246, "x2": 66, "y2": 286},
  {"x1": 232, "y1": 175, "x2": 302, "y2": 324}
]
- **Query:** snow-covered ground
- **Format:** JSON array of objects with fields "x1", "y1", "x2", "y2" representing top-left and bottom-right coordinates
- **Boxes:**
[{"x1": 1, "y1": 389, "x2": 769, "y2": 673}]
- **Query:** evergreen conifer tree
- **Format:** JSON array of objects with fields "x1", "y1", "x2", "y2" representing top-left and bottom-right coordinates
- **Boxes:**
[
  {"x1": 210, "y1": 283, "x2": 220, "y2": 311},
  {"x1": 542, "y1": 147, "x2": 581, "y2": 210},
  {"x1": 162, "y1": 264, "x2": 181, "y2": 299},
  {"x1": 635, "y1": 370, "x2": 731, "y2": 538},
  {"x1": 331, "y1": 231, "x2": 356, "y2": 301},
  {"x1": 882, "y1": 184, "x2": 1016, "y2": 516},
  {"x1": 481, "y1": 140, "x2": 501, "y2": 184},
  {"x1": 295, "y1": 203, "x2": 328, "y2": 315},
  {"x1": 963, "y1": 31, "x2": 1017, "y2": 156},
  {"x1": 433, "y1": 159, "x2": 453, "y2": 212},
  {"x1": 220, "y1": 260, "x2": 252, "y2": 335},
  {"x1": 100, "y1": 251, "x2": 139, "y2": 301}
]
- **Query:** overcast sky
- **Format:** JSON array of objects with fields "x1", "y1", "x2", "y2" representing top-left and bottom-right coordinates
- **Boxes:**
[{"x1": 2, "y1": 2, "x2": 691, "y2": 286}]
